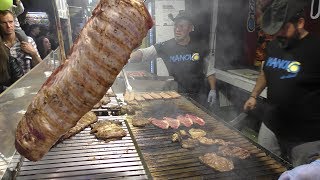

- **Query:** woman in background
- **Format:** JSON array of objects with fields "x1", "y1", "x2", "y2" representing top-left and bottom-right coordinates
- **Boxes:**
[{"x1": 35, "y1": 36, "x2": 52, "y2": 59}]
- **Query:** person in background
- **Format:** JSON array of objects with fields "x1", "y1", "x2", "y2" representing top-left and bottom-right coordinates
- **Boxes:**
[
  {"x1": 243, "y1": 0, "x2": 320, "y2": 168},
  {"x1": 130, "y1": 11, "x2": 217, "y2": 106},
  {"x1": 9, "y1": 0, "x2": 28, "y2": 42},
  {"x1": 27, "y1": 24, "x2": 40, "y2": 40},
  {"x1": 0, "y1": 35, "x2": 24, "y2": 93},
  {"x1": 36, "y1": 36, "x2": 52, "y2": 59},
  {"x1": 0, "y1": 10, "x2": 41, "y2": 74}
]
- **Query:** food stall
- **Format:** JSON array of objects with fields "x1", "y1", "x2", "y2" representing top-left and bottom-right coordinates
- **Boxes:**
[{"x1": 0, "y1": 0, "x2": 303, "y2": 179}]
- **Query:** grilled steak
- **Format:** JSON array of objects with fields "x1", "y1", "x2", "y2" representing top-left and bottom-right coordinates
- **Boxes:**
[
  {"x1": 218, "y1": 146, "x2": 251, "y2": 159},
  {"x1": 189, "y1": 128, "x2": 206, "y2": 139},
  {"x1": 150, "y1": 118, "x2": 169, "y2": 129},
  {"x1": 120, "y1": 105, "x2": 136, "y2": 115},
  {"x1": 166, "y1": 91, "x2": 181, "y2": 98},
  {"x1": 177, "y1": 114, "x2": 193, "y2": 127},
  {"x1": 186, "y1": 114, "x2": 205, "y2": 126},
  {"x1": 181, "y1": 138, "x2": 199, "y2": 149},
  {"x1": 59, "y1": 112, "x2": 97, "y2": 141},
  {"x1": 149, "y1": 92, "x2": 162, "y2": 99},
  {"x1": 132, "y1": 118, "x2": 150, "y2": 127},
  {"x1": 90, "y1": 120, "x2": 127, "y2": 141},
  {"x1": 198, "y1": 137, "x2": 217, "y2": 146},
  {"x1": 15, "y1": 0, "x2": 152, "y2": 161},
  {"x1": 93, "y1": 102, "x2": 102, "y2": 109},
  {"x1": 100, "y1": 96, "x2": 111, "y2": 105},
  {"x1": 163, "y1": 117, "x2": 180, "y2": 129},
  {"x1": 199, "y1": 153, "x2": 234, "y2": 172}
]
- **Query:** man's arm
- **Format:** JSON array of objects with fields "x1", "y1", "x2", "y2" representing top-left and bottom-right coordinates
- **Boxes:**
[
  {"x1": 20, "y1": 38, "x2": 41, "y2": 67},
  {"x1": 243, "y1": 68, "x2": 267, "y2": 111},
  {"x1": 207, "y1": 74, "x2": 216, "y2": 90},
  {"x1": 129, "y1": 45, "x2": 157, "y2": 63},
  {"x1": 12, "y1": 0, "x2": 25, "y2": 16}
]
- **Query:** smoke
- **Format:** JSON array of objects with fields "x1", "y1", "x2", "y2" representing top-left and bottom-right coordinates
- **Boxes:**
[{"x1": 215, "y1": 0, "x2": 250, "y2": 69}]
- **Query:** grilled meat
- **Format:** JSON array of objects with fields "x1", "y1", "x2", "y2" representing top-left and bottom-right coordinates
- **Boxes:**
[
  {"x1": 150, "y1": 118, "x2": 169, "y2": 129},
  {"x1": 171, "y1": 130, "x2": 188, "y2": 142},
  {"x1": 218, "y1": 146, "x2": 250, "y2": 159},
  {"x1": 198, "y1": 137, "x2": 234, "y2": 146},
  {"x1": 163, "y1": 117, "x2": 180, "y2": 129},
  {"x1": 189, "y1": 128, "x2": 206, "y2": 139},
  {"x1": 199, "y1": 153, "x2": 234, "y2": 172},
  {"x1": 181, "y1": 138, "x2": 199, "y2": 149},
  {"x1": 15, "y1": 0, "x2": 152, "y2": 161},
  {"x1": 100, "y1": 96, "x2": 111, "y2": 105},
  {"x1": 59, "y1": 112, "x2": 97, "y2": 141},
  {"x1": 132, "y1": 118, "x2": 150, "y2": 127},
  {"x1": 186, "y1": 114, "x2": 205, "y2": 126},
  {"x1": 177, "y1": 114, "x2": 193, "y2": 127},
  {"x1": 93, "y1": 102, "x2": 102, "y2": 109},
  {"x1": 90, "y1": 120, "x2": 127, "y2": 141},
  {"x1": 120, "y1": 105, "x2": 136, "y2": 115}
]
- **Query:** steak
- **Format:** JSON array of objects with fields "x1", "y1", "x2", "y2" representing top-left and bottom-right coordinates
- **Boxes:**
[
  {"x1": 150, "y1": 118, "x2": 169, "y2": 129},
  {"x1": 141, "y1": 93, "x2": 153, "y2": 100},
  {"x1": 15, "y1": 0, "x2": 152, "y2": 161},
  {"x1": 189, "y1": 128, "x2": 206, "y2": 139},
  {"x1": 90, "y1": 120, "x2": 127, "y2": 141},
  {"x1": 59, "y1": 112, "x2": 97, "y2": 141},
  {"x1": 163, "y1": 117, "x2": 180, "y2": 129},
  {"x1": 181, "y1": 138, "x2": 199, "y2": 149},
  {"x1": 186, "y1": 114, "x2": 205, "y2": 126},
  {"x1": 199, "y1": 153, "x2": 234, "y2": 172},
  {"x1": 158, "y1": 92, "x2": 171, "y2": 99},
  {"x1": 218, "y1": 146, "x2": 251, "y2": 159},
  {"x1": 198, "y1": 137, "x2": 234, "y2": 146},
  {"x1": 132, "y1": 118, "x2": 150, "y2": 127},
  {"x1": 177, "y1": 114, "x2": 193, "y2": 127}
]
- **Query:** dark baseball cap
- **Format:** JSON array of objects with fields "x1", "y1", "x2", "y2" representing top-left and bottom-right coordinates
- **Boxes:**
[
  {"x1": 261, "y1": 0, "x2": 309, "y2": 35},
  {"x1": 170, "y1": 10, "x2": 194, "y2": 24}
]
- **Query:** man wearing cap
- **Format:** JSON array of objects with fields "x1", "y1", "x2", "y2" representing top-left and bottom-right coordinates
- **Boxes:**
[
  {"x1": 244, "y1": 0, "x2": 320, "y2": 168},
  {"x1": 130, "y1": 11, "x2": 217, "y2": 106}
]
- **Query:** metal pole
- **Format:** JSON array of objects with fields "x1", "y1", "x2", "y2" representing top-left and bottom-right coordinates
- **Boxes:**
[{"x1": 51, "y1": 0, "x2": 66, "y2": 64}]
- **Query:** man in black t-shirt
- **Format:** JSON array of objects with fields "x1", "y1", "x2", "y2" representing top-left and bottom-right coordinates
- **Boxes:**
[
  {"x1": 244, "y1": 0, "x2": 320, "y2": 167},
  {"x1": 130, "y1": 11, "x2": 217, "y2": 105}
]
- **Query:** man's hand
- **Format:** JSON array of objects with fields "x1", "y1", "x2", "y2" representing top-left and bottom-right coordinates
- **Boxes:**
[
  {"x1": 20, "y1": 42, "x2": 37, "y2": 56},
  {"x1": 279, "y1": 160, "x2": 320, "y2": 180},
  {"x1": 243, "y1": 97, "x2": 257, "y2": 111},
  {"x1": 207, "y1": 89, "x2": 217, "y2": 106}
]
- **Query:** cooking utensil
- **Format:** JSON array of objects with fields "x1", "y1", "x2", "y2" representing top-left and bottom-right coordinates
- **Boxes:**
[
  {"x1": 229, "y1": 110, "x2": 249, "y2": 129},
  {"x1": 122, "y1": 69, "x2": 133, "y2": 92}
]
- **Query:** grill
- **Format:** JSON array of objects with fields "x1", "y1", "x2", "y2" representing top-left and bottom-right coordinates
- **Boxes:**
[
  {"x1": 127, "y1": 96, "x2": 290, "y2": 179},
  {"x1": 15, "y1": 96, "x2": 149, "y2": 180}
]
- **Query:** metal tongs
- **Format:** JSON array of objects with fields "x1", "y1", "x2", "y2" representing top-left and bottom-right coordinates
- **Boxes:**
[{"x1": 122, "y1": 69, "x2": 133, "y2": 92}]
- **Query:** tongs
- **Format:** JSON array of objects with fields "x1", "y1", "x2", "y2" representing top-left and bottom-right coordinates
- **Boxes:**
[{"x1": 122, "y1": 69, "x2": 133, "y2": 92}]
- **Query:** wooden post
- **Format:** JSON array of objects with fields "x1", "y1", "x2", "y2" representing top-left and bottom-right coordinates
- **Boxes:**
[{"x1": 51, "y1": 0, "x2": 66, "y2": 64}]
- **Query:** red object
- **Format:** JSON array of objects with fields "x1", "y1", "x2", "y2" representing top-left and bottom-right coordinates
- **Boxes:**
[
  {"x1": 150, "y1": 118, "x2": 169, "y2": 129},
  {"x1": 163, "y1": 117, "x2": 180, "y2": 129},
  {"x1": 185, "y1": 114, "x2": 205, "y2": 126},
  {"x1": 177, "y1": 115, "x2": 193, "y2": 127}
]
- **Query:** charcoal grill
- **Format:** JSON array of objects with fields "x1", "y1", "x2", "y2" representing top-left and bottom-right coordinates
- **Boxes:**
[{"x1": 126, "y1": 96, "x2": 291, "y2": 179}]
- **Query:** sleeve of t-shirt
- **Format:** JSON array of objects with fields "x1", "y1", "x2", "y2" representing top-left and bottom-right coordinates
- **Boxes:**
[
  {"x1": 11, "y1": 2, "x2": 25, "y2": 16},
  {"x1": 138, "y1": 45, "x2": 158, "y2": 62}
]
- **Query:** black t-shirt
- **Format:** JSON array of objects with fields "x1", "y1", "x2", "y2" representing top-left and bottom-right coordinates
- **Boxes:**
[
  {"x1": 263, "y1": 34, "x2": 320, "y2": 141},
  {"x1": 154, "y1": 39, "x2": 208, "y2": 93}
]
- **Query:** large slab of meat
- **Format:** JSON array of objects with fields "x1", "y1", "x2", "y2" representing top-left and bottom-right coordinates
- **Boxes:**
[{"x1": 15, "y1": 0, "x2": 153, "y2": 161}]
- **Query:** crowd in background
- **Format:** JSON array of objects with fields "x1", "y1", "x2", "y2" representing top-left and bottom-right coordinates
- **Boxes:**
[{"x1": 0, "y1": 0, "x2": 58, "y2": 93}]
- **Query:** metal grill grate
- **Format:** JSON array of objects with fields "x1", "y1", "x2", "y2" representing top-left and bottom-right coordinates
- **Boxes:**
[
  {"x1": 127, "y1": 97, "x2": 290, "y2": 179},
  {"x1": 16, "y1": 117, "x2": 148, "y2": 180}
]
